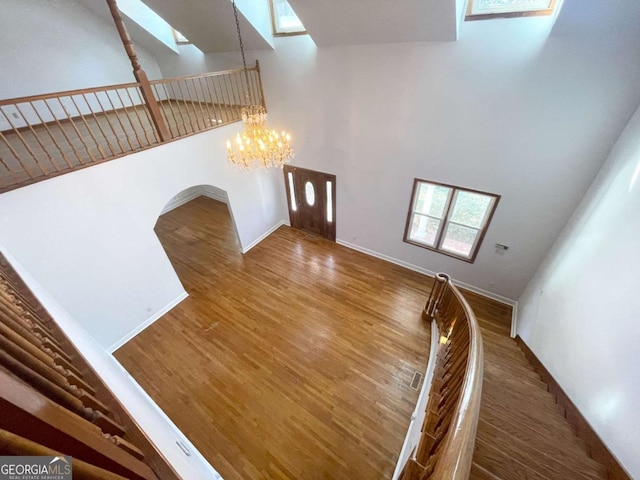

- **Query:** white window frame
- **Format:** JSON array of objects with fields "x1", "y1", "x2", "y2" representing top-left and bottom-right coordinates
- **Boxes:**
[
  {"x1": 465, "y1": 0, "x2": 559, "y2": 21},
  {"x1": 403, "y1": 179, "x2": 500, "y2": 263},
  {"x1": 269, "y1": 0, "x2": 307, "y2": 36}
]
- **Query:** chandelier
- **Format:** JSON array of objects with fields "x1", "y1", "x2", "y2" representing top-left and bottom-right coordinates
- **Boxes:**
[{"x1": 226, "y1": 0, "x2": 294, "y2": 171}]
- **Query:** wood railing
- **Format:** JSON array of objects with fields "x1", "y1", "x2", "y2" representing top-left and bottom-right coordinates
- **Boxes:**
[
  {"x1": 0, "y1": 253, "x2": 179, "y2": 479},
  {"x1": 399, "y1": 273, "x2": 484, "y2": 480},
  {"x1": 0, "y1": 63, "x2": 264, "y2": 194}
]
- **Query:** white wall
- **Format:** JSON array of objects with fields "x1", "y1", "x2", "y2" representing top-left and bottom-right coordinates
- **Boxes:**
[
  {"x1": 517, "y1": 104, "x2": 640, "y2": 478},
  {"x1": 0, "y1": 248, "x2": 223, "y2": 480},
  {"x1": 156, "y1": 15, "x2": 640, "y2": 301},
  {"x1": 0, "y1": 126, "x2": 283, "y2": 350},
  {"x1": 0, "y1": 0, "x2": 162, "y2": 101}
]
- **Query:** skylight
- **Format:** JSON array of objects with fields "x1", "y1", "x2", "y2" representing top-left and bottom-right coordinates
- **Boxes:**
[
  {"x1": 270, "y1": 0, "x2": 306, "y2": 35},
  {"x1": 466, "y1": 0, "x2": 559, "y2": 20},
  {"x1": 172, "y1": 28, "x2": 190, "y2": 45}
]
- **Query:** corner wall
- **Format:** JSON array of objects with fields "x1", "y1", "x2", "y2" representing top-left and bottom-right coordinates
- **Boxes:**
[
  {"x1": 0, "y1": 126, "x2": 283, "y2": 350},
  {"x1": 517, "y1": 103, "x2": 640, "y2": 478}
]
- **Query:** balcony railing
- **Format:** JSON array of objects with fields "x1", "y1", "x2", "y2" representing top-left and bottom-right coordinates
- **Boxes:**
[
  {"x1": 396, "y1": 273, "x2": 484, "y2": 480},
  {"x1": 0, "y1": 63, "x2": 264, "y2": 194}
]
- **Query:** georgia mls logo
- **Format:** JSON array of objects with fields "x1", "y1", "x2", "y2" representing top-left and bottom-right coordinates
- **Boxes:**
[{"x1": 0, "y1": 455, "x2": 72, "y2": 479}]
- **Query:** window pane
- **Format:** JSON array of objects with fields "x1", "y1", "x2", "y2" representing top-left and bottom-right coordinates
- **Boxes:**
[
  {"x1": 441, "y1": 223, "x2": 479, "y2": 258},
  {"x1": 288, "y1": 172, "x2": 297, "y2": 211},
  {"x1": 415, "y1": 183, "x2": 451, "y2": 219},
  {"x1": 326, "y1": 181, "x2": 333, "y2": 223},
  {"x1": 273, "y1": 0, "x2": 305, "y2": 33},
  {"x1": 409, "y1": 215, "x2": 441, "y2": 247},
  {"x1": 304, "y1": 181, "x2": 315, "y2": 206},
  {"x1": 470, "y1": 0, "x2": 553, "y2": 15},
  {"x1": 449, "y1": 191, "x2": 492, "y2": 228}
]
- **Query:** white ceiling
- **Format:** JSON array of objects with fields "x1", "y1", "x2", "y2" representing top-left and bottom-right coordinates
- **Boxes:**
[
  {"x1": 287, "y1": 0, "x2": 461, "y2": 46},
  {"x1": 138, "y1": 0, "x2": 273, "y2": 53}
]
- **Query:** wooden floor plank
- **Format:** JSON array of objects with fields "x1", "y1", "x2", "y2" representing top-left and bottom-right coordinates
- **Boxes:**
[
  {"x1": 114, "y1": 196, "x2": 607, "y2": 480},
  {"x1": 115, "y1": 197, "x2": 432, "y2": 480}
]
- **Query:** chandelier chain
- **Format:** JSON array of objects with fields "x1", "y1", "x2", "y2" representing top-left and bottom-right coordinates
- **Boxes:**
[{"x1": 232, "y1": 0, "x2": 254, "y2": 105}]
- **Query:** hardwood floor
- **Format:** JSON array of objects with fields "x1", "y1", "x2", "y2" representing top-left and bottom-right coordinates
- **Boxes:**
[
  {"x1": 115, "y1": 196, "x2": 606, "y2": 480},
  {"x1": 115, "y1": 196, "x2": 432, "y2": 480}
]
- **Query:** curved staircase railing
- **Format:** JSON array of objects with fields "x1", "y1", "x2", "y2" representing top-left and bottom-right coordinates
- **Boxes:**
[{"x1": 398, "y1": 273, "x2": 484, "y2": 480}]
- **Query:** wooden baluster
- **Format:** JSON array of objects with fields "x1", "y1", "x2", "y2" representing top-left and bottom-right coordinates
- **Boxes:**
[
  {"x1": 197, "y1": 77, "x2": 215, "y2": 127},
  {"x1": 0, "y1": 129, "x2": 19, "y2": 172},
  {"x1": 0, "y1": 332, "x2": 95, "y2": 396},
  {"x1": 40, "y1": 98, "x2": 84, "y2": 166},
  {"x1": 0, "y1": 370, "x2": 155, "y2": 479},
  {"x1": 211, "y1": 76, "x2": 231, "y2": 123},
  {"x1": 180, "y1": 80, "x2": 200, "y2": 130},
  {"x1": 206, "y1": 76, "x2": 224, "y2": 125},
  {"x1": 124, "y1": 87, "x2": 154, "y2": 146},
  {"x1": 101, "y1": 90, "x2": 135, "y2": 152},
  {"x1": 25, "y1": 100, "x2": 73, "y2": 169},
  {"x1": 0, "y1": 106, "x2": 46, "y2": 176},
  {"x1": 0, "y1": 429, "x2": 129, "y2": 480},
  {"x1": 14, "y1": 103, "x2": 61, "y2": 173},
  {"x1": 55, "y1": 97, "x2": 97, "y2": 164},
  {"x1": 169, "y1": 81, "x2": 194, "y2": 134},
  {"x1": 103, "y1": 434, "x2": 145, "y2": 460},
  {"x1": 80, "y1": 93, "x2": 118, "y2": 157},
  {"x1": 68, "y1": 95, "x2": 106, "y2": 160},
  {"x1": 115, "y1": 88, "x2": 144, "y2": 149},
  {"x1": 189, "y1": 79, "x2": 208, "y2": 128},
  {"x1": 154, "y1": 83, "x2": 180, "y2": 137},
  {"x1": 92, "y1": 91, "x2": 126, "y2": 154}
]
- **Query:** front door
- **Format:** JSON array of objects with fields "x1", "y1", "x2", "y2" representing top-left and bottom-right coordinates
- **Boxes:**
[{"x1": 283, "y1": 165, "x2": 336, "y2": 241}]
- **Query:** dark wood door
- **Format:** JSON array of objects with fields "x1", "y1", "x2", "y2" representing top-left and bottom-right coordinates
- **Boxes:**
[{"x1": 284, "y1": 165, "x2": 336, "y2": 241}]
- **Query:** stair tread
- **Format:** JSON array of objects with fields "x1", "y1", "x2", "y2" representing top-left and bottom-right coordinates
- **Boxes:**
[
  {"x1": 470, "y1": 462, "x2": 503, "y2": 480},
  {"x1": 476, "y1": 419, "x2": 607, "y2": 480}
]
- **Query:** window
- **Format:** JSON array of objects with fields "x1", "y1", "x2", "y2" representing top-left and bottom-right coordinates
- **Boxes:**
[
  {"x1": 404, "y1": 179, "x2": 500, "y2": 262},
  {"x1": 466, "y1": 0, "x2": 559, "y2": 21},
  {"x1": 172, "y1": 28, "x2": 191, "y2": 45},
  {"x1": 270, "y1": 0, "x2": 306, "y2": 36}
]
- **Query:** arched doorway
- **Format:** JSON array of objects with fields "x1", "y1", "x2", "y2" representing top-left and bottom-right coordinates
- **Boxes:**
[{"x1": 154, "y1": 184, "x2": 242, "y2": 293}]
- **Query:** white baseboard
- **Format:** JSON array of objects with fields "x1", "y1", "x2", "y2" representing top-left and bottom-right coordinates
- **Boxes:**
[
  {"x1": 241, "y1": 220, "x2": 287, "y2": 254},
  {"x1": 201, "y1": 186, "x2": 228, "y2": 203},
  {"x1": 161, "y1": 186, "x2": 227, "y2": 215},
  {"x1": 108, "y1": 291, "x2": 189, "y2": 353},
  {"x1": 336, "y1": 239, "x2": 516, "y2": 308}
]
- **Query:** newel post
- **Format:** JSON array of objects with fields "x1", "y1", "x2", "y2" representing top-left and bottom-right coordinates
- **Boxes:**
[{"x1": 105, "y1": 0, "x2": 170, "y2": 142}]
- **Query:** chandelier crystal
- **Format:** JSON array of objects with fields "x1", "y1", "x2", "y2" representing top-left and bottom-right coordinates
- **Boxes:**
[
  {"x1": 226, "y1": 105, "x2": 294, "y2": 171},
  {"x1": 226, "y1": 0, "x2": 294, "y2": 170}
]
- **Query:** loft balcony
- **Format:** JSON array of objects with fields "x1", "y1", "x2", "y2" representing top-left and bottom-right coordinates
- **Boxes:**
[{"x1": 0, "y1": 63, "x2": 264, "y2": 194}]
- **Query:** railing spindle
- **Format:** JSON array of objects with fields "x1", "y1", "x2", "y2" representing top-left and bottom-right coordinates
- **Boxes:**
[
  {"x1": 55, "y1": 98, "x2": 97, "y2": 164},
  {"x1": 40, "y1": 99, "x2": 84, "y2": 165},
  {"x1": 82, "y1": 94, "x2": 117, "y2": 157},
  {"x1": 68, "y1": 95, "x2": 105, "y2": 161}
]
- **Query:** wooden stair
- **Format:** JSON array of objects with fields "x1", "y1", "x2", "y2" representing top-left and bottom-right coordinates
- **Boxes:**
[{"x1": 470, "y1": 326, "x2": 608, "y2": 480}]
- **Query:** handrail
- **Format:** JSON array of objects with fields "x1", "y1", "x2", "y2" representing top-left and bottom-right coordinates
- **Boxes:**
[
  {"x1": 399, "y1": 273, "x2": 483, "y2": 480},
  {"x1": 148, "y1": 65, "x2": 257, "y2": 84},
  {"x1": 0, "y1": 82, "x2": 144, "y2": 107},
  {"x1": 0, "y1": 63, "x2": 265, "y2": 194}
]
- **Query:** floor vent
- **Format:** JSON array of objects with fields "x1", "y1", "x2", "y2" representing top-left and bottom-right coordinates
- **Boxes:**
[{"x1": 410, "y1": 371, "x2": 423, "y2": 390}]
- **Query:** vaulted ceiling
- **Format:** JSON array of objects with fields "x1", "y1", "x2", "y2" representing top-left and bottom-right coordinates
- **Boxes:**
[{"x1": 81, "y1": 0, "x2": 640, "y2": 55}]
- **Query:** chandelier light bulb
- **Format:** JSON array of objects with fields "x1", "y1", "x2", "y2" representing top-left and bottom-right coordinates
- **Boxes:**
[{"x1": 226, "y1": 105, "x2": 294, "y2": 171}]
